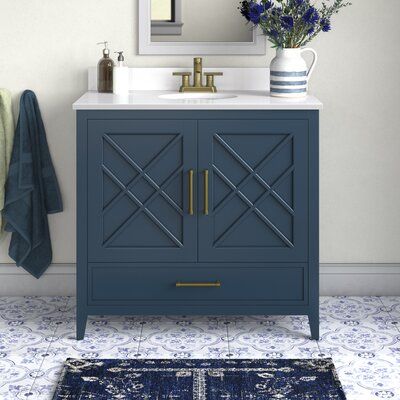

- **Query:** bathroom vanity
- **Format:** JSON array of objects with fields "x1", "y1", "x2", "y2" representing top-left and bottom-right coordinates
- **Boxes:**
[{"x1": 73, "y1": 77, "x2": 322, "y2": 340}]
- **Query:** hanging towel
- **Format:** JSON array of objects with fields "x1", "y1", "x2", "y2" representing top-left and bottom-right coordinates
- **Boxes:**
[
  {"x1": 3, "y1": 90, "x2": 63, "y2": 278},
  {"x1": 0, "y1": 89, "x2": 15, "y2": 238}
]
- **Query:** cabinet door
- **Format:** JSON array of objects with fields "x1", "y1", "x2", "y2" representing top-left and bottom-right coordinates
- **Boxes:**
[
  {"x1": 87, "y1": 120, "x2": 197, "y2": 262},
  {"x1": 198, "y1": 119, "x2": 309, "y2": 262}
]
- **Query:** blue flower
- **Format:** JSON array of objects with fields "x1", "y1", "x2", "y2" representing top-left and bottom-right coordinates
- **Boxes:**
[
  {"x1": 303, "y1": 6, "x2": 319, "y2": 24},
  {"x1": 281, "y1": 15, "x2": 294, "y2": 30},
  {"x1": 270, "y1": 29, "x2": 279, "y2": 38},
  {"x1": 307, "y1": 26, "x2": 315, "y2": 35},
  {"x1": 264, "y1": 1, "x2": 273, "y2": 10},
  {"x1": 295, "y1": 0, "x2": 304, "y2": 5},
  {"x1": 239, "y1": 1, "x2": 251, "y2": 21},
  {"x1": 248, "y1": 2, "x2": 265, "y2": 24},
  {"x1": 271, "y1": 7, "x2": 282, "y2": 16},
  {"x1": 320, "y1": 18, "x2": 331, "y2": 32}
]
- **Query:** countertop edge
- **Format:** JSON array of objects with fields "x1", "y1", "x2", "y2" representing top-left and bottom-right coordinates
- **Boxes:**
[
  {"x1": 72, "y1": 91, "x2": 323, "y2": 111},
  {"x1": 73, "y1": 104, "x2": 323, "y2": 110}
]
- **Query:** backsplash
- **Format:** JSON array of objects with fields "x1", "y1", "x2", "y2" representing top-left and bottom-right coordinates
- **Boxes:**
[{"x1": 87, "y1": 67, "x2": 270, "y2": 91}]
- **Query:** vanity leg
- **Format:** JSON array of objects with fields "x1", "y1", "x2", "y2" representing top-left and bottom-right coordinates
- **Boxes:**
[
  {"x1": 76, "y1": 311, "x2": 87, "y2": 340},
  {"x1": 308, "y1": 310, "x2": 319, "y2": 341}
]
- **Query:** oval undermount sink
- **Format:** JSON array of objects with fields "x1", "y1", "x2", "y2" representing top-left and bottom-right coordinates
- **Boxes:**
[{"x1": 159, "y1": 93, "x2": 237, "y2": 100}]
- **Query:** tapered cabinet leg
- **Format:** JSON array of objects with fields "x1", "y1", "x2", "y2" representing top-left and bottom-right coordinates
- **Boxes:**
[
  {"x1": 76, "y1": 312, "x2": 87, "y2": 340},
  {"x1": 308, "y1": 311, "x2": 319, "y2": 341}
]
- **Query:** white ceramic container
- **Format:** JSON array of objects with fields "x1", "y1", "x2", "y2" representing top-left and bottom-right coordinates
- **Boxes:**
[{"x1": 270, "y1": 48, "x2": 317, "y2": 98}]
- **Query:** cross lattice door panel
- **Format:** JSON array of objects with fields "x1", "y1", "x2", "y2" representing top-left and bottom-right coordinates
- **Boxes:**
[
  {"x1": 87, "y1": 120, "x2": 197, "y2": 262},
  {"x1": 198, "y1": 120, "x2": 309, "y2": 262}
]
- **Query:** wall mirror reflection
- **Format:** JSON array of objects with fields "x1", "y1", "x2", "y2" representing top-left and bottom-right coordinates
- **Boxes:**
[{"x1": 139, "y1": 0, "x2": 266, "y2": 55}]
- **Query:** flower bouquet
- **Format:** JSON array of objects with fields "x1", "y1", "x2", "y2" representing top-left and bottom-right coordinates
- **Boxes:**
[{"x1": 239, "y1": 0, "x2": 351, "y2": 97}]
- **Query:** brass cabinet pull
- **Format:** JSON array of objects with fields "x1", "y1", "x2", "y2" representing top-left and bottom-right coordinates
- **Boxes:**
[
  {"x1": 204, "y1": 169, "x2": 209, "y2": 215},
  {"x1": 176, "y1": 281, "x2": 221, "y2": 288},
  {"x1": 188, "y1": 169, "x2": 194, "y2": 215}
]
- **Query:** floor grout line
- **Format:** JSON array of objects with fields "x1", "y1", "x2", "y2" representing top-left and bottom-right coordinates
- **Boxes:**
[
  {"x1": 225, "y1": 322, "x2": 231, "y2": 359},
  {"x1": 136, "y1": 321, "x2": 145, "y2": 357},
  {"x1": 315, "y1": 309, "x2": 324, "y2": 355},
  {"x1": 379, "y1": 296, "x2": 400, "y2": 335},
  {"x1": 30, "y1": 296, "x2": 71, "y2": 400}
]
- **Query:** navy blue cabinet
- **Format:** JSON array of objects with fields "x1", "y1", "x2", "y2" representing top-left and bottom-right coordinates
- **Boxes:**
[
  {"x1": 77, "y1": 110, "x2": 319, "y2": 340},
  {"x1": 86, "y1": 120, "x2": 197, "y2": 263},
  {"x1": 198, "y1": 120, "x2": 309, "y2": 263}
]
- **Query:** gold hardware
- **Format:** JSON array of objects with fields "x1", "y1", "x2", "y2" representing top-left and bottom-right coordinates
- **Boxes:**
[
  {"x1": 188, "y1": 169, "x2": 194, "y2": 215},
  {"x1": 173, "y1": 58, "x2": 223, "y2": 93},
  {"x1": 205, "y1": 73, "x2": 223, "y2": 93},
  {"x1": 176, "y1": 281, "x2": 221, "y2": 288},
  {"x1": 204, "y1": 169, "x2": 209, "y2": 215},
  {"x1": 173, "y1": 72, "x2": 192, "y2": 92},
  {"x1": 193, "y1": 57, "x2": 203, "y2": 88}
]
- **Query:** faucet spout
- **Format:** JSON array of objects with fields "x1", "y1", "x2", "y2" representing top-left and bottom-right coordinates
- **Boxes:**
[{"x1": 193, "y1": 57, "x2": 203, "y2": 88}]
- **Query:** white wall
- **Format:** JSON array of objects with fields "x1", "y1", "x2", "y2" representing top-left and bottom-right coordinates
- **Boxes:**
[{"x1": 0, "y1": 0, "x2": 399, "y2": 270}]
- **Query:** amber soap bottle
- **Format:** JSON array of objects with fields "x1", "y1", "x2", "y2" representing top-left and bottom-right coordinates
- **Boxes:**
[{"x1": 97, "y1": 41, "x2": 114, "y2": 93}]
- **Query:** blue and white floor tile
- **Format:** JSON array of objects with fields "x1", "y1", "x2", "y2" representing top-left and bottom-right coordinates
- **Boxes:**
[
  {"x1": 0, "y1": 296, "x2": 400, "y2": 399},
  {"x1": 0, "y1": 297, "x2": 69, "y2": 400}
]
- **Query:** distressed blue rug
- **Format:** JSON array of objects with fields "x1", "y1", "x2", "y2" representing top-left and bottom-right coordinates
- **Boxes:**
[{"x1": 53, "y1": 358, "x2": 346, "y2": 399}]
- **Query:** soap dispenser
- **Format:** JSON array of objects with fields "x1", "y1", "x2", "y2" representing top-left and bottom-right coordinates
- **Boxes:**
[
  {"x1": 113, "y1": 51, "x2": 129, "y2": 95},
  {"x1": 97, "y1": 41, "x2": 114, "y2": 93}
]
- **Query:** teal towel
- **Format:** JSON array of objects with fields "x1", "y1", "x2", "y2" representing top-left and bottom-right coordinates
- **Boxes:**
[
  {"x1": 3, "y1": 90, "x2": 63, "y2": 278},
  {"x1": 0, "y1": 89, "x2": 15, "y2": 238}
]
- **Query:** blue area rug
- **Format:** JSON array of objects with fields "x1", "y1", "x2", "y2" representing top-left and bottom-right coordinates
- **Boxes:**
[{"x1": 53, "y1": 358, "x2": 346, "y2": 399}]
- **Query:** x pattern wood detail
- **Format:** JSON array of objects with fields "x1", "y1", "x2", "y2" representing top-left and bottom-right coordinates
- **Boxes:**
[
  {"x1": 101, "y1": 133, "x2": 184, "y2": 247},
  {"x1": 213, "y1": 133, "x2": 295, "y2": 248}
]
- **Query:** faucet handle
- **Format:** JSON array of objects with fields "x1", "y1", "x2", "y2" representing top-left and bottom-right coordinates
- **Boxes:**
[
  {"x1": 173, "y1": 72, "x2": 192, "y2": 92},
  {"x1": 173, "y1": 72, "x2": 192, "y2": 76},
  {"x1": 204, "y1": 72, "x2": 223, "y2": 93}
]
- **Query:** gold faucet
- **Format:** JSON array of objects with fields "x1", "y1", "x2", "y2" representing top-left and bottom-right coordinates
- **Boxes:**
[{"x1": 173, "y1": 57, "x2": 223, "y2": 93}]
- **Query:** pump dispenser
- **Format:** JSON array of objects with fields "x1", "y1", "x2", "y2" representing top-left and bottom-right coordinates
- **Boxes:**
[
  {"x1": 97, "y1": 41, "x2": 114, "y2": 93},
  {"x1": 113, "y1": 51, "x2": 129, "y2": 95}
]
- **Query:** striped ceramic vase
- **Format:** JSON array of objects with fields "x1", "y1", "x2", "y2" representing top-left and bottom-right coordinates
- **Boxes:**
[{"x1": 270, "y1": 48, "x2": 317, "y2": 98}]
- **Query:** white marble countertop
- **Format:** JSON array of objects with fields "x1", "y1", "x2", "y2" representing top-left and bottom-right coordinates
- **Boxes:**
[{"x1": 73, "y1": 90, "x2": 323, "y2": 111}]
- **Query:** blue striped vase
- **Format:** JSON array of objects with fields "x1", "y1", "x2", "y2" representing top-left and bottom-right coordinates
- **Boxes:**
[{"x1": 270, "y1": 48, "x2": 318, "y2": 98}]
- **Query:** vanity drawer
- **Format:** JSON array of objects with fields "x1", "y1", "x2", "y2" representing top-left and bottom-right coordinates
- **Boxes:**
[{"x1": 88, "y1": 263, "x2": 307, "y2": 304}]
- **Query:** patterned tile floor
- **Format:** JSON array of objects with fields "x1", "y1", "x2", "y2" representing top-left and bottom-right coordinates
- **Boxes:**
[{"x1": 0, "y1": 297, "x2": 399, "y2": 400}]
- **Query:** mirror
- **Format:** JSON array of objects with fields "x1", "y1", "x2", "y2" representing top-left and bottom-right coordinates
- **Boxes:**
[
  {"x1": 151, "y1": 0, "x2": 253, "y2": 42},
  {"x1": 139, "y1": 0, "x2": 266, "y2": 55}
]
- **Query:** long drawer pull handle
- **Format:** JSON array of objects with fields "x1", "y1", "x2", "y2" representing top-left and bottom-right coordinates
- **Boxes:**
[
  {"x1": 204, "y1": 169, "x2": 209, "y2": 215},
  {"x1": 188, "y1": 169, "x2": 194, "y2": 215},
  {"x1": 176, "y1": 281, "x2": 221, "y2": 288}
]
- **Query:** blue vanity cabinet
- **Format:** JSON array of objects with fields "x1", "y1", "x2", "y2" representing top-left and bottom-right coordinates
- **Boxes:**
[
  {"x1": 197, "y1": 120, "x2": 309, "y2": 263},
  {"x1": 76, "y1": 110, "x2": 319, "y2": 341},
  {"x1": 86, "y1": 119, "x2": 198, "y2": 263}
]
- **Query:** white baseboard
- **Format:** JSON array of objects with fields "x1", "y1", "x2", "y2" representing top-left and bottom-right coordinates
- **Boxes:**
[
  {"x1": 320, "y1": 264, "x2": 400, "y2": 296},
  {"x1": 0, "y1": 263, "x2": 399, "y2": 297},
  {"x1": 0, "y1": 264, "x2": 76, "y2": 296}
]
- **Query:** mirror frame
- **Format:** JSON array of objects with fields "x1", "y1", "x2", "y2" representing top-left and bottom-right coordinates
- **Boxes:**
[{"x1": 138, "y1": 0, "x2": 266, "y2": 55}]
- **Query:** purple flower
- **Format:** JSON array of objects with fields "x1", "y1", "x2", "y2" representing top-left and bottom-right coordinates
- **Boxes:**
[
  {"x1": 295, "y1": 0, "x2": 305, "y2": 5},
  {"x1": 303, "y1": 6, "x2": 319, "y2": 24},
  {"x1": 281, "y1": 15, "x2": 294, "y2": 30},
  {"x1": 320, "y1": 18, "x2": 331, "y2": 32}
]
